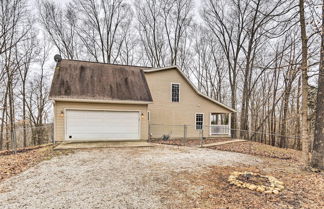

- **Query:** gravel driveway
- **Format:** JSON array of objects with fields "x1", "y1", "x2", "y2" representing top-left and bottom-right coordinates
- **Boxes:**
[{"x1": 0, "y1": 145, "x2": 261, "y2": 209}]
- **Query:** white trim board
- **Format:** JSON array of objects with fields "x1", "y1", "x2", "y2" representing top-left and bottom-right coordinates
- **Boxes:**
[{"x1": 50, "y1": 97, "x2": 152, "y2": 104}]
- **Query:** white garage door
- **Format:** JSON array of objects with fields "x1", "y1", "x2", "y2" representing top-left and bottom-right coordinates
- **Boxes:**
[{"x1": 65, "y1": 110, "x2": 140, "y2": 140}]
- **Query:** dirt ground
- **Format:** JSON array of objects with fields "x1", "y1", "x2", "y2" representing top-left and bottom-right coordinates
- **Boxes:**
[
  {"x1": 166, "y1": 161, "x2": 324, "y2": 209},
  {"x1": 168, "y1": 141, "x2": 324, "y2": 209},
  {"x1": 0, "y1": 145, "x2": 259, "y2": 209},
  {"x1": 0, "y1": 145, "x2": 71, "y2": 182},
  {"x1": 0, "y1": 142, "x2": 323, "y2": 209}
]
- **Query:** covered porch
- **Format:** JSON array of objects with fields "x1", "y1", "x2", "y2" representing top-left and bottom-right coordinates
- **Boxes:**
[{"x1": 209, "y1": 113, "x2": 231, "y2": 136}]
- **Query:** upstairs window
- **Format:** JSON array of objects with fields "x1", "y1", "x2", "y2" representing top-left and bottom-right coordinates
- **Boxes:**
[
  {"x1": 196, "y1": 113, "x2": 204, "y2": 130},
  {"x1": 171, "y1": 83, "x2": 180, "y2": 102}
]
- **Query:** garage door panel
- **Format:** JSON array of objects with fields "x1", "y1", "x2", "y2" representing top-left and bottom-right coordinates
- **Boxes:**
[{"x1": 66, "y1": 110, "x2": 140, "y2": 140}]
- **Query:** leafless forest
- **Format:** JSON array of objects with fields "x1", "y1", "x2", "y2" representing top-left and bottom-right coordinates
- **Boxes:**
[{"x1": 0, "y1": 0, "x2": 323, "y2": 167}]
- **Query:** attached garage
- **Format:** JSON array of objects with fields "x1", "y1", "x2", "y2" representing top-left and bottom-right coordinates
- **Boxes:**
[
  {"x1": 65, "y1": 110, "x2": 140, "y2": 141},
  {"x1": 49, "y1": 59, "x2": 153, "y2": 142}
]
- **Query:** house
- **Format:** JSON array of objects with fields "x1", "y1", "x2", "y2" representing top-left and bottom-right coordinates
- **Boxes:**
[{"x1": 49, "y1": 59, "x2": 235, "y2": 142}]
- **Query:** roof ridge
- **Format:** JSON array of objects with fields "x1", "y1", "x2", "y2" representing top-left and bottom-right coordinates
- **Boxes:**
[{"x1": 61, "y1": 59, "x2": 152, "y2": 69}]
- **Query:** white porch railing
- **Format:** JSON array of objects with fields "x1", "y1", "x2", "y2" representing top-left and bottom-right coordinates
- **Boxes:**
[{"x1": 210, "y1": 125, "x2": 230, "y2": 135}]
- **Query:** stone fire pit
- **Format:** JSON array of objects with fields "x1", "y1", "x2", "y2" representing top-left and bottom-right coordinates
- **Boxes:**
[{"x1": 228, "y1": 171, "x2": 284, "y2": 194}]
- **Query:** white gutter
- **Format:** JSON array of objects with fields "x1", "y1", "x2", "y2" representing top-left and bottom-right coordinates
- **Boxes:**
[{"x1": 50, "y1": 97, "x2": 153, "y2": 104}]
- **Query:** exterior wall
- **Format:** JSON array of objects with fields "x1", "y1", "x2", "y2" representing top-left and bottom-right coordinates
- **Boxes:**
[
  {"x1": 145, "y1": 69, "x2": 232, "y2": 138},
  {"x1": 54, "y1": 101, "x2": 148, "y2": 142}
]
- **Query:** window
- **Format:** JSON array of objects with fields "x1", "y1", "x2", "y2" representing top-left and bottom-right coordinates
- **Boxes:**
[
  {"x1": 148, "y1": 111, "x2": 150, "y2": 121},
  {"x1": 171, "y1": 83, "x2": 180, "y2": 102},
  {"x1": 195, "y1": 113, "x2": 203, "y2": 130}
]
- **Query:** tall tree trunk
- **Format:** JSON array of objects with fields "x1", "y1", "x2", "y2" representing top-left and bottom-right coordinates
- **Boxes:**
[
  {"x1": 311, "y1": 0, "x2": 324, "y2": 169},
  {"x1": 240, "y1": 0, "x2": 260, "y2": 139},
  {"x1": 8, "y1": 75, "x2": 16, "y2": 152},
  {"x1": 22, "y1": 83, "x2": 26, "y2": 147},
  {"x1": 299, "y1": 0, "x2": 310, "y2": 167},
  {"x1": 231, "y1": 86, "x2": 237, "y2": 138},
  {"x1": 280, "y1": 83, "x2": 291, "y2": 148},
  {"x1": 295, "y1": 77, "x2": 302, "y2": 150},
  {"x1": 0, "y1": 87, "x2": 8, "y2": 150}
]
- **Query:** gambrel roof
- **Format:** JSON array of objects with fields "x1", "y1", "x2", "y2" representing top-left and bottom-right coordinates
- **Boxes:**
[
  {"x1": 49, "y1": 60, "x2": 153, "y2": 103},
  {"x1": 49, "y1": 60, "x2": 235, "y2": 112}
]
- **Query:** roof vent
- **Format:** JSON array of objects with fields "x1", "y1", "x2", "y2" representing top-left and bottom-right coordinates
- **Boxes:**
[{"x1": 54, "y1": 54, "x2": 62, "y2": 62}]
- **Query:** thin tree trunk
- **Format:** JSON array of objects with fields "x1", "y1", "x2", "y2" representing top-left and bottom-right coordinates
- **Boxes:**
[
  {"x1": 280, "y1": 84, "x2": 291, "y2": 148},
  {"x1": 0, "y1": 87, "x2": 8, "y2": 150},
  {"x1": 295, "y1": 77, "x2": 302, "y2": 150},
  {"x1": 299, "y1": 0, "x2": 310, "y2": 167},
  {"x1": 22, "y1": 83, "x2": 27, "y2": 147}
]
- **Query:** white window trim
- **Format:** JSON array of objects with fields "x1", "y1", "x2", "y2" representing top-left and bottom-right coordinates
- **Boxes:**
[
  {"x1": 195, "y1": 113, "x2": 204, "y2": 130},
  {"x1": 170, "y1": 82, "x2": 180, "y2": 102}
]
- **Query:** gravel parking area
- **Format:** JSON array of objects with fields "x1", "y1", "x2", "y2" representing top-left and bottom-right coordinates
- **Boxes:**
[{"x1": 0, "y1": 145, "x2": 261, "y2": 209}]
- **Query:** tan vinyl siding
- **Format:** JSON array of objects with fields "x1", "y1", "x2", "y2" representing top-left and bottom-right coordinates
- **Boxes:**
[
  {"x1": 145, "y1": 68, "x2": 231, "y2": 138},
  {"x1": 54, "y1": 101, "x2": 148, "y2": 141}
]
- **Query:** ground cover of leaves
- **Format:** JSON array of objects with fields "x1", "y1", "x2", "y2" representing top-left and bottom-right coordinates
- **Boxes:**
[
  {"x1": 166, "y1": 165, "x2": 324, "y2": 209},
  {"x1": 211, "y1": 141, "x2": 302, "y2": 161},
  {"x1": 0, "y1": 145, "x2": 71, "y2": 182},
  {"x1": 1, "y1": 141, "x2": 323, "y2": 208},
  {"x1": 152, "y1": 138, "x2": 231, "y2": 146},
  {"x1": 162, "y1": 141, "x2": 324, "y2": 208}
]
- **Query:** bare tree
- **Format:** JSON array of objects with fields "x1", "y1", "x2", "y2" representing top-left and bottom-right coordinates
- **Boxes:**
[
  {"x1": 72, "y1": 0, "x2": 133, "y2": 63},
  {"x1": 25, "y1": 41, "x2": 51, "y2": 145},
  {"x1": 135, "y1": 0, "x2": 193, "y2": 67},
  {"x1": 161, "y1": 0, "x2": 193, "y2": 66},
  {"x1": 189, "y1": 26, "x2": 226, "y2": 101},
  {"x1": 311, "y1": 0, "x2": 324, "y2": 169},
  {"x1": 0, "y1": 0, "x2": 30, "y2": 55},
  {"x1": 202, "y1": 0, "x2": 250, "y2": 137},
  {"x1": 136, "y1": 0, "x2": 166, "y2": 67},
  {"x1": 38, "y1": 0, "x2": 79, "y2": 59},
  {"x1": 239, "y1": 0, "x2": 295, "y2": 139},
  {"x1": 0, "y1": 0, "x2": 30, "y2": 151},
  {"x1": 16, "y1": 30, "x2": 38, "y2": 147}
]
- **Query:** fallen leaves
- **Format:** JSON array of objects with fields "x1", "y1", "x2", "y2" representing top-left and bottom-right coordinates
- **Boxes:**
[
  {"x1": 166, "y1": 165, "x2": 324, "y2": 209},
  {"x1": 152, "y1": 138, "x2": 231, "y2": 146},
  {"x1": 211, "y1": 141, "x2": 302, "y2": 162},
  {"x1": 0, "y1": 145, "x2": 72, "y2": 182},
  {"x1": 161, "y1": 141, "x2": 323, "y2": 208}
]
